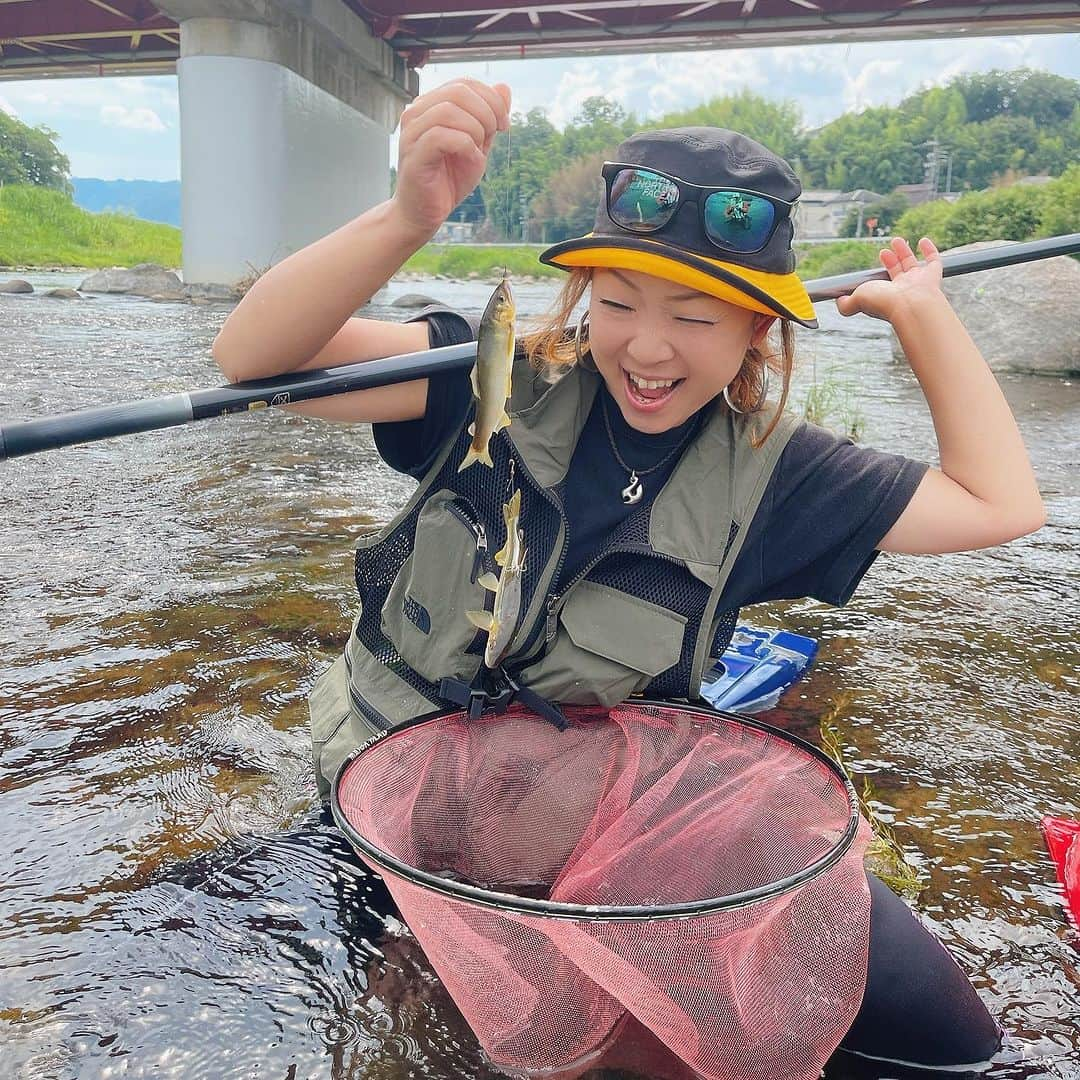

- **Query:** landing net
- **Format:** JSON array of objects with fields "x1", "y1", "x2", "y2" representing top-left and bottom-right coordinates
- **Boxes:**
[{"x1": 332, "y1": 700, "x2": 872, "y2": 1080}]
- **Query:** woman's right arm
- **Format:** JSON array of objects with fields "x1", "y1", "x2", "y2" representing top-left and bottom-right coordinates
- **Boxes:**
[{"x1": 211, "y1": 78, "x2": 511, "y2": 423}]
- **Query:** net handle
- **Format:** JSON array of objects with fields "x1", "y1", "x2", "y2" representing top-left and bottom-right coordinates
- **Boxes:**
[{"x1": 329, "y1": 699, "x2": 861, "y2": 922}]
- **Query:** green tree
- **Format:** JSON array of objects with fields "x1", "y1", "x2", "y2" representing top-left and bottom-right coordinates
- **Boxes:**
[
  {"x1": 561, "y1": 97, "x2": 637, "y2": 159},
  {"x1": 659, "y1": 90, "x2": 804, "y2": 163},
  {"x1": 894, "y1": 184, "x2": 1052, "y2": 248},
  {"x1": 801, "y1": 69, "x2": 1080, "y2": 194},
  {"x1": 530, "y1": 150, "x2": 606, "y2": 243},
  {"x1": 802, "y1": 106, "x2": 923, "y2": 192},
  {"x1": 0, "y1": 111, "x2": 70, "y2": 192},
  {"x1": 480, "y1": 108, "x2": 562, "y2": 240},
  {"x1": 950, "y1": 114, "x2": 1042, "y2": 190},
  {"x1": 951, "y1": 68, "x2": 1080, "y2": 127},
  {"x1": 1037, "y1": 164, "x2": 1080, "y2": 237},
  {"x1": 892, "y1": 199, "x2": 957, "y2": 248}
]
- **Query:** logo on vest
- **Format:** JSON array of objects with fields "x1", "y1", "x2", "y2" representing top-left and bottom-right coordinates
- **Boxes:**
[{"x1": 403, "y1": 594, "x2": 431, "y2": 634}]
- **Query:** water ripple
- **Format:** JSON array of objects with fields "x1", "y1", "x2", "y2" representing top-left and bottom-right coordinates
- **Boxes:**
[{"x1": 2, "y1": 278, "x2": 1078, "y2": 1078}]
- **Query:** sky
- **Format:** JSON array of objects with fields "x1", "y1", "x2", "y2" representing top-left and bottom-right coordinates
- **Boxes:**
[{"x1": 0, "y1": 32, "x2": 1076, "y2": 182}]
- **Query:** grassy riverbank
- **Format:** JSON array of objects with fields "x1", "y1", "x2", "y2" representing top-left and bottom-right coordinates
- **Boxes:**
[
  {"x1": 0, "y1": 182, "x2": 882, "y2": 282},
  {"x1": 401, "y1": 239, "x2": 884, "y2": 281},
  {"x1": 0, "y1": 185, "x2": 181, "y2": 269}
]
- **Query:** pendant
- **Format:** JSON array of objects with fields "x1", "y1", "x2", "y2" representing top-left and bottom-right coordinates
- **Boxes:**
[{"x1": 621, "y1": 471, "x2": 643, "y2": 505}]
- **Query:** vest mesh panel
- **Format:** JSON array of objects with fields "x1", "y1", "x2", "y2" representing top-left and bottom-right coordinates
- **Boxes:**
[
  {"x1": 352, "y1": 423, "x2": 562, "y2": 725},
  {"x1": 334, "y1": 702, "x2": 872, "y2": 1080},
  {"x1": 353, "y1": 423, "x2": 736, "y2": 726}
]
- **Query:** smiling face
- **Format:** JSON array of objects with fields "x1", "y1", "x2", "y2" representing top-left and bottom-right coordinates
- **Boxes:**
[{"x1": 586, "y1": 268, "x2": 773, "y2": 434}]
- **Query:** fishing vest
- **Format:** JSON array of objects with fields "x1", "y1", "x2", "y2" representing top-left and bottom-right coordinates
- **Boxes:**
[{"x1": 309, "y1": 355, "x2": 799, "y2": 800}]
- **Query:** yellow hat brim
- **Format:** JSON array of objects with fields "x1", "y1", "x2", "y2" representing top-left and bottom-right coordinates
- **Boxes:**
[{"x1": 539, "y1": 235, "x2": 818, "y2": 328}]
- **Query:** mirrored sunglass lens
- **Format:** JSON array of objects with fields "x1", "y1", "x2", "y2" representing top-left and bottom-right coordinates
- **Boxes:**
[
  {"x1": 704, "y1": 191, "x2": 776, "y2": 251},
  {"x1": 609, "y1": 169, "x2": 680, "y2": 231}
]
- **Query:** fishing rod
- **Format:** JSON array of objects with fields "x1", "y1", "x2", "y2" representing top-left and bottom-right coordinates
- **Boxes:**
[{"x1": 2, "y1": 232, "x2": 1078, "y2": 462}]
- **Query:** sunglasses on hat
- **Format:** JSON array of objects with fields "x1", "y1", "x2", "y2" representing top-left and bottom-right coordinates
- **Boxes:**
[{"x1": 602, "y1": 162, "x2": 796, "y2": 256}]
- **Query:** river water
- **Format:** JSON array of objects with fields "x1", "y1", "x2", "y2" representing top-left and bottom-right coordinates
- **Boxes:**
[{"x1": 1, "y1": 272, "x2": 1077, "y2": 1080}]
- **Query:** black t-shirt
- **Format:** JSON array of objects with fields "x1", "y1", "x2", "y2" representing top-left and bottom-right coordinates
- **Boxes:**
[{"x1": 373, "y1": 307, "x2": 928, "y2": 609}]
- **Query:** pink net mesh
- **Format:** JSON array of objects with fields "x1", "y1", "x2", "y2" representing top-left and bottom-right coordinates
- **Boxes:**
[{"x1": 334, "y1": 702, "x2": 872, "y2": 1080}]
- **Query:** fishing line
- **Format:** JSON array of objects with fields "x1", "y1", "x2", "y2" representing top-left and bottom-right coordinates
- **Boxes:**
[{"x1": 504, "y1": 114, "x2": 512, "y2": 277}]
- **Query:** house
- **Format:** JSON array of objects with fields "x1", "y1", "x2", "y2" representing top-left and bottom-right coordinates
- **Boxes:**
[
  {"x1": 432, "y1": 219, "x2": 476, "y2": 243},
  {"x1": 797, "y1": 189, "x2": 886, "y2": 239}
]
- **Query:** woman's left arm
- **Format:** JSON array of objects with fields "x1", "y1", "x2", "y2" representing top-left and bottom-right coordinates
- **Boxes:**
[{"x1": 837, "y1": 237, "x2": 1046, "y2": 555}]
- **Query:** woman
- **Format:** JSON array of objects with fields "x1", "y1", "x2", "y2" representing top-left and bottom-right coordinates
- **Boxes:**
[{"x1": 213, "y1": 77, "x2": 1042, "y2": 1074}]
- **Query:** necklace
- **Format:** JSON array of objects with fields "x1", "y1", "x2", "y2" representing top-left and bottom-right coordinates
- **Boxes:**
[{"x1": 600, "y1": 394, "x2": 697, "y2": 505}]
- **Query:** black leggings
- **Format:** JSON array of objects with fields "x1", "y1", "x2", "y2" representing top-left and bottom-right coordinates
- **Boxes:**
[{"x1": 829, "y1": 873, "x2": 1002, "y2": 1075}]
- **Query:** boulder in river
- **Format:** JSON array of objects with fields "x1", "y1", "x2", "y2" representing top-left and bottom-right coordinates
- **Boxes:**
[
  {"x1": 44, "y1": 288, "x2": 84, "y2": 300},
  {"x1": 0, "y1": 279, "x2": 33, "y2": 294},
  {"x1": 392, "y1": 293, "x2": 441, "y2": 309},
  {"x1": 79, "y1": 263, "x2": 184, "y2": 298},
  {"x1": 183, "y1": 281, "x2": 240, "y2": 303},
  {"x1": 890, "y1": 240, "x2": 1080, "y2": 375}
]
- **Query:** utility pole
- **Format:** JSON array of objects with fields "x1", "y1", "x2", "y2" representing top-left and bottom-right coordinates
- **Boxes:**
[{"x1": 921, "y1": 139, "x2": 952, "y2": 200}]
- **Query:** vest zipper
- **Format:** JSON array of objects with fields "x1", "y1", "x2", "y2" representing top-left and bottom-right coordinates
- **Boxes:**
[
  {"x1": 499, "y1": 447, "x2": 568, "y2": 666},
  {"x1": 343, "y1": 645, "x2": 393, "y2": 728},
  {"x1": 446, "y1": 499, "x2": 497, "y2": 652},
  {"x1": 446, "y1": 500, "x2": 491, "y2": 583}
]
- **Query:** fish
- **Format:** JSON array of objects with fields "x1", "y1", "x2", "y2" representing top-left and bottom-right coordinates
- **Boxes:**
[
  {"x1": 459, "y1": 275, "x2": 515, "y2": 471},
  {"x1": 467, "y1": 488, "x2": 526, "y2": 668}
]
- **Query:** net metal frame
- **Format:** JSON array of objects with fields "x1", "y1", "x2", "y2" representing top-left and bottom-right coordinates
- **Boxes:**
[{"x1": 329, "y1": 699, "x2": 860, "y2": 922}]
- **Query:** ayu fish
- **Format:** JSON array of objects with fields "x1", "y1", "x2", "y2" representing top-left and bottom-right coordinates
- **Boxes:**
[
  {"x1": 459, "y1": 275, "x2": 515, "y2": 471},
  {"x1": 467, "y1": 488, "x2": 526, "y2": 668}
]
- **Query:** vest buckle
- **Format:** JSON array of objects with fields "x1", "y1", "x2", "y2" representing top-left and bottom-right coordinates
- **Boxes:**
[{"x1": 437, "y1": 669, "x2": 567, "y2": 731}]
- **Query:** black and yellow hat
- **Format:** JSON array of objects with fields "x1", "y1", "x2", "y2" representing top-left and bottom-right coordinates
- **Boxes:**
[{"x1": 539, "y1": 127, "x2": 818, "y2": 328}]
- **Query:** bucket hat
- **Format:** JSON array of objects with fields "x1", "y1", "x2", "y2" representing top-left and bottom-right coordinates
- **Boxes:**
[{"x1": 539, "y1": 128, "x2": 818, "y2": 328}]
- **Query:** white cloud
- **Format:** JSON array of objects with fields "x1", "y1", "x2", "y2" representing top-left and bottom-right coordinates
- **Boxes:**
[
  {"x1": 843, "y1": 58, "x2": 905, "y2": 115},
  {"x1": 0, "y1": 76, "x2": 179, "y2": 130},
  {"x1": 1, "y1": 33, "x2": 1076, "y2": 180},
  {"x1": 100, "y1": 104, "x2": 167, "y2": 132},
  {"x1": 424, "y1": 32, "x2": 1079, "y2": 136}
]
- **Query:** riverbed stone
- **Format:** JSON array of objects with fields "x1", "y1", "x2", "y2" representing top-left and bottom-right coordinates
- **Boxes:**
[
  {"x1": 182, "y1": 281, "x2": 239, "y2": 303},
  {"x1": 44, "y1": 288, "x2": 84, "y2": 300},
  {"x1": 0, "y1": 279, "x2": 33, "y2": 294},
  {"x1": 890, "y1": 240, "x2": 1080, "y2": 375},
  {"x1": 392, "y1": 293, "x2": 441, "y2": 308},
  {"x1": 79, "y1": 263, "x2": 184, "y2": 297}
]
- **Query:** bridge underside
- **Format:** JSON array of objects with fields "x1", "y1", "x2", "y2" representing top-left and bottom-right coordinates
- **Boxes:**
[{"x1": 1, "y1": 0, "x2": 1078, "y2": 81}]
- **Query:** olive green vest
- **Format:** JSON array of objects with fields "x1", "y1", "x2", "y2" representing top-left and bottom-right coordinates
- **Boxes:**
[{"x1": 308, "y1": 356, "x2": 798, "y2": 800}]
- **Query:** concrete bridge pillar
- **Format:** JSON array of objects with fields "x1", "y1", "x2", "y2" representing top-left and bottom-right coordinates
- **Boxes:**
[{"x1": 157, "y1": 0, "x2": 417, "y2": 285}]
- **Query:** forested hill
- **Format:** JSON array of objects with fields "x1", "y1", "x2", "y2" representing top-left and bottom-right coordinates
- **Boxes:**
[
  {"x1": 4, "y1": 66, "x2": 1077, "y2": 245},
  {"x1": 71, "y1": 179, "x2": 181, "y2": 227},
  {"x1": 475, "y1": 68, "x2": 1080, "y2": 242}
]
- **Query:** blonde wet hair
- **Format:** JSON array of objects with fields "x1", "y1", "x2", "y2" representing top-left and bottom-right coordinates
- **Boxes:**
[{"x1": 519, "y1": 268, "x2": 796, "y2": 447}]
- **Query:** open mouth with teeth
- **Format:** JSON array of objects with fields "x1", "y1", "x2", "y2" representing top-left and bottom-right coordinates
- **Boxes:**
[{"x1": 624, "y1": 369, "x2": 685, "y2": 410}]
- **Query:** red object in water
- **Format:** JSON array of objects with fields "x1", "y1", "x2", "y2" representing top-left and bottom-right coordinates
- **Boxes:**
[{"x1": 1041, "y1": 816, "x2": 1080, "y2": 930}]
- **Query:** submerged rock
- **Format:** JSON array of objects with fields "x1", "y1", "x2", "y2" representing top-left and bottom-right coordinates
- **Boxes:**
[
  {"x1": 183, "y1": 281, "x2": 239, "y2": 303},
  {"x1": 76, "y1": 266, "x2": 241, "y2": 305},
  {"x1": 890, "y1": 240, "x2": 1080, "y2": 375},
  {"x1": 0, "y1": 279, "x2": 33, "y2": 294},
  {"x1": 392, "y1": 293, "x2": 441, "y2": 309},
  {"x1": 44, "y1": 288, "x2": 84, "y2": 300}
]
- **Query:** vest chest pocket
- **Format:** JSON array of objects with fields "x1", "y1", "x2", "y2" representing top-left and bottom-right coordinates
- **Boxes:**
[
  {"x1": 380, "y1": 490, "x2": 491, "y2": 685},
  {"x1": 528, "y1": 579, "x2": 687, "y2": 707}
]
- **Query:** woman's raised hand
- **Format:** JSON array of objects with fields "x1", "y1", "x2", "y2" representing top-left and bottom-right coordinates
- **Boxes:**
[
  {"x1": 392, "y1": 78, "x2": 512, "y2": 240},
  {"x1": 836, "y1": 237, "x2": 945, "y2": 323}
]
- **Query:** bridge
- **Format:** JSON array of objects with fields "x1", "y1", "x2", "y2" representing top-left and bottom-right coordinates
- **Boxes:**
[{"x1": 2, "y1": 0, "x2": 1077, "y2": 283}]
